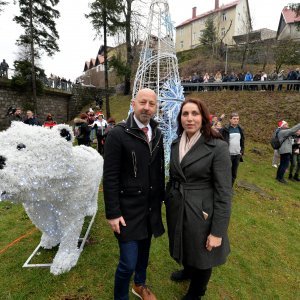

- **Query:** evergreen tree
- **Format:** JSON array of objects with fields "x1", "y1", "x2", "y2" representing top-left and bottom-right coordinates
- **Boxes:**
[
  {"x1": 13, "y1": 0, "x2": 60, "y2": 112},
  {"x1": 289, "y1": 3, "x2": 300, "y2": 30},
  {"x1": 200, "y1": 17, "x2": 217, "y2": 49},
  {"x1": 0, "y1": 1, "x2": 8, "y2": 14},
  {"x1": 86, "y1": 0, "x2": 124, "y2": 118}
]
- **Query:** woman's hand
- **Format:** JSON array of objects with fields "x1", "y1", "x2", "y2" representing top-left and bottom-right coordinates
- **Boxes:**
[{"x1": 206, "y1": 234, "x2": 222, "y2": 251}]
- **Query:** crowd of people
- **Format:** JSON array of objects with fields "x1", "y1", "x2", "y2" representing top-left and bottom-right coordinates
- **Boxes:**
[
  {"x1": 181, "y1": 67, "x2": 300, "y2": 91},
  {"x1": 73, "y1": 109, "x2": 116, "y2": 155},
  {"x1": 5, "y1": 88, "x2": 299, "y2": 300}
]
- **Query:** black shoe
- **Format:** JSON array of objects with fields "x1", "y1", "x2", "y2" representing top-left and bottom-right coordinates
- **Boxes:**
[
  {"x1": 182, "y1": 293, "x2": 201, "y2": 300},
  {"x1": 170, "y1": 269, "x2": 191, "y2": 282},
  {"x1": 294, "y1": 175, "x2": 300, "y2": 182},
  {"x1": 277, "y1": 178, "x2": 288, "y2": 184},
  {"x1": 288, "y1": 174, "x2": 293, "y2": 179}
]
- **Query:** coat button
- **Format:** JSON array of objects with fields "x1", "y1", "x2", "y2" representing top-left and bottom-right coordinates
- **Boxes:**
[
  {"x1": 120, "y1": 190, "x2": 124, "y2": 194},
  {"x1": 150, "y1": 186, "x2": 153, "y2": 189},
  {"x1": 138, "y1": 190, "x2": 141, "y2": 194},
  {"x1": 149, "y1": 207, "x2": 152, "y2": 211}
]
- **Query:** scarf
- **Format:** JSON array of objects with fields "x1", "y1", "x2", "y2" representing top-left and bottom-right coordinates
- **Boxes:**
[{"x1": 179, "y1": 130, "x2": 202, "y2": 163}]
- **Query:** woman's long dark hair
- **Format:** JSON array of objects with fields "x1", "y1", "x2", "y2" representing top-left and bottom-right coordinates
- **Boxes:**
[{"x1": 177, "y1": 98, "x2": 222, "y2": 140}]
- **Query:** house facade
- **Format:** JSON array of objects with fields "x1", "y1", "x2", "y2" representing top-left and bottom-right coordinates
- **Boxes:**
[
  {"x1": 277, "y1": 7, "x2": 300, "y2": 41},
  {"x1": 175, "y1": 0, "x2": 251, "y2": 52}
]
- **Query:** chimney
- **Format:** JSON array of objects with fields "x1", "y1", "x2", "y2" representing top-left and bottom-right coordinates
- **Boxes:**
[
  {"x1": 192, "y1": 7, "x2": 197, "y2": 19},
  {"x1": 215, "y1": 0, "x2": 219, "y2": 10}
]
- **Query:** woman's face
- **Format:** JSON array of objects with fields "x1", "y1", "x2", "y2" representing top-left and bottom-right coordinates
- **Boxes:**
[{"x1": 181, "y1": 102, "x2": 202, "y2": 138}]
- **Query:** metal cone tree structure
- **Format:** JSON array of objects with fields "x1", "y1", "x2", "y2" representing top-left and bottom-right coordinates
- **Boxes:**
[{"x1": 132, "y1": 0, "x2": 184, "y2": 165}]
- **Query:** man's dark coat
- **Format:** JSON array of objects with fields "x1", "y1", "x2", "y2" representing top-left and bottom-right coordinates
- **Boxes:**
[
  {"x1": 103, "y1": 113, "x2": 165, "y2": 242},
  {"x1": 166, "y1": 135, "x2": 232, "y2": 269}
]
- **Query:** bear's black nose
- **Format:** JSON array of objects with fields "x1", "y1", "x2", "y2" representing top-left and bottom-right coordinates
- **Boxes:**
[{"x1": 0, "y1": 156, "x2": 6, "y2": 169}]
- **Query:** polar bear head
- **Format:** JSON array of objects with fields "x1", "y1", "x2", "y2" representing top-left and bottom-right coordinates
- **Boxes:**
[{"x1": 0, "y1": 122, "x2": 76, "y2": 202}]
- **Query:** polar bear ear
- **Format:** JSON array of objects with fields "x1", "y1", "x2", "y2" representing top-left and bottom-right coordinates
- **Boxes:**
[{"x1": 55, "y1": 124, "x2": 74, "y2": 143}]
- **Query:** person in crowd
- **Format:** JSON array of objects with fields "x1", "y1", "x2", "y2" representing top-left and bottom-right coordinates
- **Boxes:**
[
  {"x1": 214, "y1": 70, "x2": 222, "y2": 82},
  {"x1": 0, "y1": 59, "x2": 9, "y2": 77},
  {"x1": 268, "y1": 70, "x2": 277, "y2": 91},
  {"x1": 103, "y1": 88, "x2": 165, "y2": 300},
  {"x1": 9, "y1": 107, "x2": 23, "y2": 124},
  {"x1": 23, "y1": 110, "x2": 41, "y2": 126},
  {"x1": 220, "y1": 112, "x2": 245, "y2": 186},
  {"x1": 73, "y1": 113, "x2": 91, "y2": 146},
  {"x1": 288, "y1": 131, "x2": 300, "y2": 181},
  {"x1": 210, "y1": 113, "x2": 225, "y2": 127},
  {"x1": 261, "y1": 71, "x2": 268, "y2": 91},
  {"x1": 92, "y1": 114, "x2": 107, "y2": 155},
  {"x1": 166, "y1": 98, "x2": 231, "y2": 300},
  {"x1": 286, "y1": 68, "x2": 297, "y2": 91},
  {"x1": 43, "y1": 113, "x2": 57, "y2": 128},
  {"x1": 229, "y1": 71, "x2": 239, "y2": 91},
  {"x1": 276, "y1": 121, "x2": 300, "y2": 183},
  {"x1": 203, "y1": 72, "x2": 209, "y2": 92},
  {"x1": 277, "y1": 70, "x2": 285, "y2": 91},
  {"x1": 244, "y1": 71, "x2": 253, "y2": 90}
]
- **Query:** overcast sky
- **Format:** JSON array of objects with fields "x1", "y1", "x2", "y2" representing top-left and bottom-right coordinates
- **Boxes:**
[{"x1": 0, "y1": 0, "x2": 292, "y2": 80}]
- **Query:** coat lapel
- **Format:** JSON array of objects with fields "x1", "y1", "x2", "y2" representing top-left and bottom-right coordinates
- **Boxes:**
[
  {"x1": 171, "y1": 138, "x2": 187, "y2": 181},
  {"x1": 180, "y1": 135, "x2": 215, "y2": 169}
]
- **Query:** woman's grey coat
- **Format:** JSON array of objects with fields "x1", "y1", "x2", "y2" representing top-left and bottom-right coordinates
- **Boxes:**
[{"x1": 166, "y1": 135, "x2": 232, "y2": 269}]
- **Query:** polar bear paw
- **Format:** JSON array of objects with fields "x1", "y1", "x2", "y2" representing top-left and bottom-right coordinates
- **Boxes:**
[
  {"x1": 40, "y1": 233, "x2": 60, "y2": 249},
  {"x1": 50, "y1": 248, "x2": 81, "y2": 275}
]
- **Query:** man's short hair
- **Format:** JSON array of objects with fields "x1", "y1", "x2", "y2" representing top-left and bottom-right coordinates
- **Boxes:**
[{"x1": 230, "y1": 112, "x2": 239, "y2": 119}]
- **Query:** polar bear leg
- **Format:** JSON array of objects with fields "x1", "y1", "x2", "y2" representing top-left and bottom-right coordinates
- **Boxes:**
[
  {"x1": 23, "y1": 202, "x2": 61, "y2": 248},
  {"x1": 50, "y1": 215, "x2": 84, "y2": 275},
  {"x1": 86, "y1": 187, "x2": 98, "y2": 216}
]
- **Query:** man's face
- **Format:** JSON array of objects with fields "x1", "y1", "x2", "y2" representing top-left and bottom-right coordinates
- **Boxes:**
[
  {"x1": 15, "y1": 109, "x2": 21, "y2": 115},
  {"x1": 132, "y1": 89, "x2": 157, "y2": 125},
  {"x1": 27, "y1": 111, "x2": 33, "y2": 119},
  {"x1": 282, "y1": 123, "x2": 289, "y2": 129},
  {"x1": 230, "y1": 116, "x2": 239, "y2": 126}
]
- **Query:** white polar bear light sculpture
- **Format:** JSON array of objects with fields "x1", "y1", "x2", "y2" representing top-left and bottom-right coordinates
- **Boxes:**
[{"x1": 0, "y1": 122, "x2": 103, "y2": 275}]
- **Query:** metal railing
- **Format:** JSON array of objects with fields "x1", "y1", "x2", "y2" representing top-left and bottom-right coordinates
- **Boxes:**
[{"x1": 182, "y1": 80, "x2": 300, "y2": 92}]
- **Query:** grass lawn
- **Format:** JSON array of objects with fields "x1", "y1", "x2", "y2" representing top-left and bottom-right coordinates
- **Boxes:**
[{"x1": 0, "y1": 140, "x2": 299, "y2": 300}]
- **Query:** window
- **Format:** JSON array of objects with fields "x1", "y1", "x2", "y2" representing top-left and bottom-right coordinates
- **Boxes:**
[
  {"x1": 221, "y1": 27, "x2": 226, "y2": 37},
  {"x1": 222, "y1": 13, "x2": 227, "y2": 21},
  {"x1": 180, "y1": 28, "x2": 184, "y2": 36},
  {"x1": 180, "y1": 41, "x2": 184, "y2": 49},
  {"x1": 193, "y1": 32, "x2": 196, "y2": 41}
]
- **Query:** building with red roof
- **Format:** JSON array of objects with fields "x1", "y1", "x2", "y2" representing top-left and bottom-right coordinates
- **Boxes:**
[
  {"x1": 277, "y1": 6, "x2": 300, "y2": 41},
  {"x1": 175, "y1": 0, "x2": 251, "y2": 52}
]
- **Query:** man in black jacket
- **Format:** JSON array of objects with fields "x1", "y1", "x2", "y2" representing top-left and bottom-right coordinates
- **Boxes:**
[
  {"x1": 103, "y1": 88, "x2": 165, "y2": 300},
  {"x1": 220, "y1": 112, "x2": 245, "y2": 186}
]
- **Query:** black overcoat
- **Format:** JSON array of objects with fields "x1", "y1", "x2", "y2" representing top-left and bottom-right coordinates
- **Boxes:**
[
  {"x1": 103, "y1": 113, "x2": 165, "y2": 242},
  {"x1": 166, "y1": 135, "x2": 232, "y2": 269}
]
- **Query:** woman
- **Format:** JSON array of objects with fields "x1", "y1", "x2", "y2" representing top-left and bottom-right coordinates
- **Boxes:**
[
  {"x1": 91, "y1": 114, "x2": 107, "y2": 155},
  {"x1": 43, "y1": 113, "x2": 57, "y2": 128},
  {"x1": 166, "y1": 98, "x2": 232, "y2": 300},
  {"x1": 73, "y1": 113, "x2": 91, "y2": 146}
]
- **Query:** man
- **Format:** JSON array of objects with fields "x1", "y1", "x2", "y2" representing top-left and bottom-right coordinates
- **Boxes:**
[
  {"x1": 9, "y1": 107, "x2": 23, "y2": 124},
  {"x1": 103, "y1": 88, "x2": 165, "y2": 300},
  {"x1": 0, "y1": 59, "x2": 9, "y2": 77},
  {"x1": 220, "y1": 112, "x2": 245, "y2": 186},
  {"x1": 276, "y1": 121, "x2": 300, "y2": 184},
  {"x1": 288, "y1": 130, "x2": 300, "y2": 182},
  {"x1": 23, "y1": 110, "x2": 41, "y2": 126}
]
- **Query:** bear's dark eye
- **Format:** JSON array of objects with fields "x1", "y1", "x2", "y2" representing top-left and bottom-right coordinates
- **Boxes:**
[{"x1": 17, "y1": 143, "x2": 26, "y2": 150}]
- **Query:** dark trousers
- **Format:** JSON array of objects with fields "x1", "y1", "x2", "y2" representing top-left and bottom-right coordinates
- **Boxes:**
[
  {"x1": 289, "y1": 153, "x2": 300, "y2": 177},
  {"x1": 184, "y1": 265, "x2": 212, "y2": 297},
  {"x1": 114, "y1": 237, "x2": 151, "y2": 300},
  {"x1": 276, "y1": 153, "x2": 291, "y2": 180},
  {"x1": 231, "y1": 154, "x2": 241, "y2": 186},
  {"x1": 97, "y1": 135, "x2": 105, "y2": 155}
]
